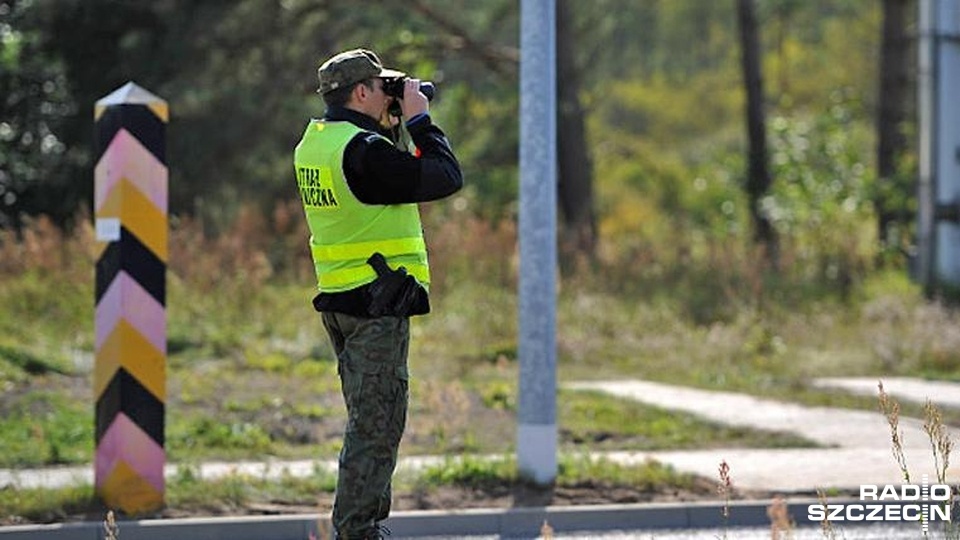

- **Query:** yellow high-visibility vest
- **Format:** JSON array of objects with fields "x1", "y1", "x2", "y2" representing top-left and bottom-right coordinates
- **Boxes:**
[{"x1": 294, "y1": 120, "x2": 429, "y2": 292}]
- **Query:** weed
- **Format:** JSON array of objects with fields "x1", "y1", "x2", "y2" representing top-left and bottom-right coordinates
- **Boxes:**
[
  {"x1": 923, "y1": 399, "x2": 954, "y2": 486},
  {"x1": 312, "y1": 509, "x2": 332, "y2": 540},
  {"x1": 540, "y1": 519, "x2": 554, "y2": 539},
  {"x1": 717, "y1": 459, "x2": 732, "y2": 539},
  {"x1": 877, "y1": 381, "x2": 910, "y2": 483},
  {"x1": 766, "y1": 495, "x2": 794, "y2": 539},
  {"x1": 879, "y1": 382, "x2": 959, "y2": 539},
  {"x1": 815, "y1": 488, "x2": 839, "y2": 540},
  {"x1": 103, "y1": 510, "x2": 119, "y2": 539},
  {"x1": 922, "y1": 399, "x2": 958, "y2": 540}
]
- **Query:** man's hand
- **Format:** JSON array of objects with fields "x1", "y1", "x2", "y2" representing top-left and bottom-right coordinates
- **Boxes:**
[{"x1": 400, "y1": 78, "x2": 429, "y2": 120}]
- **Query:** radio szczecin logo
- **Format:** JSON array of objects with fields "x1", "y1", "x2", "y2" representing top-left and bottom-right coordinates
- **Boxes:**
[{"x1": 807, "y1": 476, "x2": 952, "y2": 532}]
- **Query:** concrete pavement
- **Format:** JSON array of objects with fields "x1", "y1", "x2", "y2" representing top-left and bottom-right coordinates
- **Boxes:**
[
  {"x1": 566, "y1": 377, "x2": 960, "y2": 490},
  {"x1": 814, "y1": 376, "x2": 960, "y2": 409}
]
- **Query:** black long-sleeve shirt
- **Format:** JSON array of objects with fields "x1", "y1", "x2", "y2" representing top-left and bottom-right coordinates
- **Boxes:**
[{"x1": 310, "y1": 106, "x2": 463, "y2": 317}]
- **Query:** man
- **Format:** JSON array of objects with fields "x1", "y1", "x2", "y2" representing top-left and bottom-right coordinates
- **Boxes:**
[{"x1": 293, "y1": 48, "x2": 463, "y2": 539}]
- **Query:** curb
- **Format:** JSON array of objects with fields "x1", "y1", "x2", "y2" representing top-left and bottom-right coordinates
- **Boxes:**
[{"x1": 0, "y1": 498, "x2": 856, "y2": 539}]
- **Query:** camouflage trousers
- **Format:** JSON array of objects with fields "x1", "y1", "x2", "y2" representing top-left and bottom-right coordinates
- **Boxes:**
[{"x1": 321, "y1": 312, "x2": 410, "y2": 538}]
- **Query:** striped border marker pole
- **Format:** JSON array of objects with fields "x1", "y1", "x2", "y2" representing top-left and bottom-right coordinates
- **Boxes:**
[{"x1": 93, "y1": 82, "x2": 168, "y2": 514}]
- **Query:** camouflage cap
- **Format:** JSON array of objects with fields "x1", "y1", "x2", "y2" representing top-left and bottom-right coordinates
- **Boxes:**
[{"x1": 316, "y1": 48, "x2": 406, "y2": 95}]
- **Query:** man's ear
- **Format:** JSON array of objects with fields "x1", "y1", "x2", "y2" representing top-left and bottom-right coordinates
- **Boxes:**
[{"x1": 354, "y1": 83, "x2": 369, "y2": 102}]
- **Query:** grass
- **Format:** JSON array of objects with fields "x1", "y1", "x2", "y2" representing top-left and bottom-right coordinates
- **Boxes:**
[
  {"x1": 0, "y1": 454, "x2": 704, "y2": 525},
  {"x1": 559, "y1": 389, "x2": 817, "y2": 450},
  {"x1": 3, "y1": 206, "x2": 960, "y2": 523},
  {"x1": 0, "y1": 465, "x2": 339, "y2": 524},
  {"x1": 0, "y1": 484, "x2": 99, "y2": 525},
  {"x1": 164, "y1": 462, "x2": 339, "y2": 512},
  {"x1": 408, "y1": 453, "x2": 702, "y2": 494},
  {"x1": 0, "y1": 391, "x2": 90, "y2": 467}
]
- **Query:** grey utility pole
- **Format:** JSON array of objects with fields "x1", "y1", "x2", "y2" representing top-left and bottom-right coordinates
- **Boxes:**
[
  {"x1": 517, "y1": 0, "x2": 557, "y2": 484},
  {"x1": 918, "y1": 0, "x2": 960, "y2": 289}
]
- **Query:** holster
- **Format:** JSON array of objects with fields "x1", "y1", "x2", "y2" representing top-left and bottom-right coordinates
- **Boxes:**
[{"x1": 365, "y1": 252, "x2": 422, "y2": 317}]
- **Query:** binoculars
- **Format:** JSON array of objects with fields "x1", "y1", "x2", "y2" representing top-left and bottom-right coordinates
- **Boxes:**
[{"x1": 382, "y1": 78, "x2": 436, "y2": 101}]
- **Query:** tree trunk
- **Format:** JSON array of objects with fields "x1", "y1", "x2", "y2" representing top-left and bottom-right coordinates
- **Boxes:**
[
  {"x1": 556, "y1": 0, "x2": 597, "y2": 268},
  {"x1": 736, "y1": 0, "x2": 777, "y2": 260},
  {"x1": 877, "y1": 0, "x2": 912, "y2": 242}
]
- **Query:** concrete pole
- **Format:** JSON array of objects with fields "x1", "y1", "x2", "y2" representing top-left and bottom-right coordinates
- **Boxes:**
[
  {"x1": 919, "y1": 0, "x2": 960, "y2": 289},
  {"x1": 918, "y1": 0, "x2": 936, "y2": 287},
  {"x1": 517, "y1": 0, "x2": 558, "y2": 485},
  {"x1": 93, "y1": 82, "x2": 168, "y2": 514}
]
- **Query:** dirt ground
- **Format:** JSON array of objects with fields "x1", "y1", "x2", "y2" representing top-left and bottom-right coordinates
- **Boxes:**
[
  {"x1": 158, "y1": 475, "x2": 742, "y2": 520},
  {"x1": 9, "y1": 475, "x2": 746, "y2": 526},
  {"x1": 393, "y1": 477, "x2": 733, "y2": 511}
]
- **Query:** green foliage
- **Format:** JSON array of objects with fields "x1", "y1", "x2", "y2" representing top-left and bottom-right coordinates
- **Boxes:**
[
  {"x1": 0, "y1": 0, "x2": 76, "y2": 227},
  {"x1": 444, "y1": 94, "x2": 519, "y2": 218},
  {"x1": 573, "y1": 1, "x2": 737, "y2": 80},
  {"x1": 0, "y1": 0, "x2": 903, "y2": 246},
  {"x1": 873, "y1": 145, "x2": 919, "y2": 259},
  {"x1": 765, "y1": 92, "x2": 878, "y2": 290}
]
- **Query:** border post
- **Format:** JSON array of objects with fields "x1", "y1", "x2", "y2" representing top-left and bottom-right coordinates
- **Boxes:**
[{"x1": 93, "y1": 82, "x2": 168, "y2": 514}]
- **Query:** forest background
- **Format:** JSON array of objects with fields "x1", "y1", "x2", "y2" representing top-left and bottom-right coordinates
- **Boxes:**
[
  {"x1": 3, "y1": 0, "x2": 960, "y2": 522},
  {"x1": 2, "y1": 0, "x2": 916, "y2": 275}
]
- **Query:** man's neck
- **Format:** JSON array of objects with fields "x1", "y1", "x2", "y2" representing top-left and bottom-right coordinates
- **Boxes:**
[{"x1": 324, "y1": 105, "x2": 382, "y2": 132}]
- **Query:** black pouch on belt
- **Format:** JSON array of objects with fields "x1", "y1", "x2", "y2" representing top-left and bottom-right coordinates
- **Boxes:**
[{"x1": 365, "y1": 252, "x2": 421, "y2": 317}]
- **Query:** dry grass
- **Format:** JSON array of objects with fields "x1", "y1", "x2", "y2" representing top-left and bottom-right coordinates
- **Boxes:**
[
  {"x1": 922, "y1": 396, "x2": 959, "y2": 540},
  {"x1": 104, "y1": 510, "x2": 119, "y2": 539},
  {"x1": 766, "y1": 495, "x2": 794, "y2": 539},
  {"x1": 0, "y1": 213, "x2": 96, "y2": 277},
  {"x1": 717, "y1": 459, "x2": 732, "y2": 538},
  {"x1": 815, "y1": 489, "x2": 838, "y2": 540},
  {"x1": 923, "y1": 399, "x2": 954, "y2": 486},
  {"x1": 878, "y1": 383, "x2": 960, "y2": 540},
  {"x1": 878, "y1": 381, "x2": 911, "y2": 484}
]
